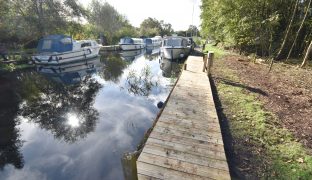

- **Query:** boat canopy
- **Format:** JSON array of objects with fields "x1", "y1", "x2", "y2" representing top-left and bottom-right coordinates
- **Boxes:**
[{"x1": 37, "y1": 35, "x2": 73, "y2": 53}]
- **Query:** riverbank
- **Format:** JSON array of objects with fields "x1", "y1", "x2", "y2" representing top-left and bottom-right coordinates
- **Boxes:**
[{"x1": 206, "y1": 45, "x2": 312, "y2": 179}]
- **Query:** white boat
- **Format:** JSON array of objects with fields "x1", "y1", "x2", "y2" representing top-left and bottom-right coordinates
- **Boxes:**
[
  {"x1": 119, "y1": 37, "x2": 145, "y2": 51},
  {"x1": 32, "y1": 35, "x2": 100, "y2": 65},
  {"x1": 160, "y1": 36, "x2": 189, "y2": 60},
  {"x1": 144, "y1": 36, "x2": 162, "y2": 47}
]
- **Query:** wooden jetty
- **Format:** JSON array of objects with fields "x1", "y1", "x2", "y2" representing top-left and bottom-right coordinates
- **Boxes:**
[{"x1": 136, "y1": 55, "x2": 230, "y2": 180}]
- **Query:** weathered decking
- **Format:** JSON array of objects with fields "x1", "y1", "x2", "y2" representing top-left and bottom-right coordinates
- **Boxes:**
[{"x1": 136, "y1": 56, "x2": 231, "y2": 180}]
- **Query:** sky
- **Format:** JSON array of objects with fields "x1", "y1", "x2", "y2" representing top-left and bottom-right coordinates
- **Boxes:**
[{"x1": 78, "y1": 0, "x2": 201, "y2": 31}]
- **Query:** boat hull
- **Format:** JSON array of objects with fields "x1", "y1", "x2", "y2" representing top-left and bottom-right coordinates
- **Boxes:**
[
  {"x1": 161, "y1": 46, "x2": 188, "y2": 60},
  {"x1": 33, "y1": 47, "x2": 100, "y2": 65}
]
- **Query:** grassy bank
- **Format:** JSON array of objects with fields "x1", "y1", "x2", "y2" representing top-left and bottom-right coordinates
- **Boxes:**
[{"x1": 207, "y1": 45, "x2": 312, "y2": 179}]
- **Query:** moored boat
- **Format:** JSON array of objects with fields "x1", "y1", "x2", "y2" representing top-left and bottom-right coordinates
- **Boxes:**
[
  {"x1": 119, "y1": 37, "x2": 145, "y2": 51},
  {"x1": 160, "y1": 36, "x2": 189, "y2": 60},
  {"x1": 144, "y1": 36, "x2": 162, "y2": 47},
  {"x1": 32, "y1": 35, "x2": 100, "y2": 65}
]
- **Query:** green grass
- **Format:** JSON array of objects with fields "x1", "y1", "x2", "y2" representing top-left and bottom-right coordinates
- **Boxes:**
[
  {"x1": 215, "y1": 60, "x2": 312, "y2": 179},
  {"x1": 203, "y1": 44, "x2": 228, "y2": 59}
]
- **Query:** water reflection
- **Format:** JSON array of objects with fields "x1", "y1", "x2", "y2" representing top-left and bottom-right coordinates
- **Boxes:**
[
  {"x1": 145, "y1": 47, "x2": 161, "y2": 61},
  {"x1": 0, "y1": 76, "x2": 24, "y2": 170},
  {"x1": 0, "y1": 49, "x2": 178, "y2": 180},
  {"x1": 160, "y1": 58, "x2": 181, "y2": 78},
  {"x1": 18, "y1": 69, "x2": 101, "y2": 143},
  {"x1": 125, "y1": 65, "x2": 158, "y2": 97},
  {"x1": 37, "y1": 58, "x2": 102, "y2": 84},
  {"x1": 120, "y1": 49, "x2": 145, "y2": 61},
  {"x1": 99, "y1": 54, "x2": 128, "y2": 83}
]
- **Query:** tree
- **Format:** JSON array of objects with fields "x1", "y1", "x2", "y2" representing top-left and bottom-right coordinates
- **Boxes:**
[
  {"x1": 0, "y1": 0, "x2": 86, "y2": 44},
  {"x1": 200, "y1": 0, "x2": 311, "y2": 59},
  {"x1": 286, "y1": 0, "x2": 312, "y2": 60},
  {"x1": 88, "y1": 0, "x2": 136, "y2": 44},
  {"x1": 139, "y1": 17, "x2": 162, "y2": 37},
  {"x1": 275, "y1": 0, "x2": 299, "y2": 60},
  {"x1": 301, "y1": 40, "x2": 312, "y2": 67}
]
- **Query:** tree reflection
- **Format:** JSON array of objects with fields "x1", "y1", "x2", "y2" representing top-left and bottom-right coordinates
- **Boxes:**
[
  {"x1": 125, "y1": 65, "x2": 159, "y2": 97},
  {"x1": 100, "y1": 54, "x2": 128, "y2": 83},
  {"x1": 0, "y1": 76, "x2": 24, "y2": 170},
  {"x1": 18, "y1": 72, "x2": 102, "y2": 143}
]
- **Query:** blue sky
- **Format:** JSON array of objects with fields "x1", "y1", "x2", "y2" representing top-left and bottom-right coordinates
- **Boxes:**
[{"x1": 78, "y1": 0, "x2": 201, "y2": 31}]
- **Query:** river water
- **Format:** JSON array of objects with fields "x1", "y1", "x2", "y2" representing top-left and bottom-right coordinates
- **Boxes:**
[{"x1": 0, "y1": 48, "x2": 181, "y2": 180}]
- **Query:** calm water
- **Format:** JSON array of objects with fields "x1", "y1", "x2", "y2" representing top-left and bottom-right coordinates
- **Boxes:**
[{"x1": 0, "y1": 48, "x2": 181, "y2": 180}]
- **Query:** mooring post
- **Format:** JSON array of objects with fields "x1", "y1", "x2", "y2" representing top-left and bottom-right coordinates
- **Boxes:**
[
  {"x1": 202, "y1": 53, "x2": 207, "y2": 72},
  {"x1": 184, "y1": 63, "x2": 187, "y2": 70},
  {"x1": 207, "y1": 51, "x2": 214, "y2": 76}
]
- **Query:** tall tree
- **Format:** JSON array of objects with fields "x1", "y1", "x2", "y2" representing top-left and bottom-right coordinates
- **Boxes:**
[
  {"x1": 275, "y1": 0, "x2": 299, "y2": 60},
  {"x1": 301, "y1": 40, "x2": 312, "y2": 67},
  {"x1": 286, "y1": 0, "x2": 312, "y2": 60}
]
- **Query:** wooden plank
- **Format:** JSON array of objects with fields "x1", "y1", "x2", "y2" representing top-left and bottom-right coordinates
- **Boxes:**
[
  {"x1": 137, "y1": 162, "x2": 210, "y2": 180},
  {"x1": 152, "y1": 126, "x2": 223, "y2": 144},
  {"x1": 145, "y1": 138, "x2": 227, "y2": 161},
  {"x1": 154, "y1": 124, "x2": 223, "y2": 139},
  {"x1": 149, "y1": 131, "x2": 225, "y2": 152},
  {"x1": 138, "y1": 152, "x2": 230, "y2": 180},
  {"x1": 142, "y1": 144, "x2": 229, "y2": 171},
  {"x1": 156, "y1": 121, "x2": 222, "y2": 135},
  {"x1": 156, "y1": 116, "x2": 221, "y2": 132}
]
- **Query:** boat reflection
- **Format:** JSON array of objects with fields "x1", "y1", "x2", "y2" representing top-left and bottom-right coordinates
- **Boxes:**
[
  {"x1": 159, "y1": 58, "x2": 181, "y2": 78},
  {"x1": 36, "y1": 57, "x2": 102, "y2": 84},
  {"x1": 120, "y1": 49, "x2": 145, "y2": 61},
  {"x1": 145, "y1": 47, "x2": 161, "y2": 61}
]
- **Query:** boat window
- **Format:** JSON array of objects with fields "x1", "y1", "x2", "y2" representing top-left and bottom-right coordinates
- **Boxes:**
[
  {"x1": 165, "y1": 38, "x2": 182, "y2": 46},
  {"x1": 81, "y1": 42, "x2": 91, "y2": 48},
  {"x1": 42, "y1": 40, "x2": 52, "y2": 50},
  {"x1": 61, "y1": 38, "x2": 72, "y2": 44},
  {"x1": 145, "y1": 39, "x2": 152, "y2": 44},
  {"x1": 120, "y1": 38, "x2": 134, "y2": 44},
  {"x1": 182, "y1": 39, "x2": 188, "y2": 46}
]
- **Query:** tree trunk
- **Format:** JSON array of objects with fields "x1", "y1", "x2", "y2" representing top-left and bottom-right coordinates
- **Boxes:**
[
  {"x1": 274, "y1": 0, "x2": 299, "y2": 60},
  {"x1": 300, "y1": 40, "x2": 312, "y2": 67},
  {"x1": 286, "y1": 0, "x2": 312, "y2": 61}
]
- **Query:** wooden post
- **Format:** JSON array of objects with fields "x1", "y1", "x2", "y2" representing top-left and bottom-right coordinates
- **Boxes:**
[
  {"x1": 207, "y1": 51, "x2": 214, "y2": 76},
  {"x1": 184, "y1": 63, "x2": 187, "y2": 70},
  {"x1": 202, "y1": 53, "x2": 207, "y2": 72}
]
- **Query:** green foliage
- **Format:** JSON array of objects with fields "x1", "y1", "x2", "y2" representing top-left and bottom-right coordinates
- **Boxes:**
[
  {"x1": 139, "y1": 17, "x2": 174, "y2": 37},
  {"x1": 200, "y1": 0, "x2": 312, "y2": 58},
  {"x1": 0, "y1": 0, "x2": 86, "y2": 43},
  {"x1": 88, "y1": 0, "x2": 137, "y2": 44}
]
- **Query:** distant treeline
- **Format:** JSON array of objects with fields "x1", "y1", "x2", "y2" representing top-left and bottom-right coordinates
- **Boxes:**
[
  {"x1": 201, "y1": 0, "x2": 312, "y2": 61},
  {"x1": 0, "y1": 0, "x2": 200, "y2": 49}
]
